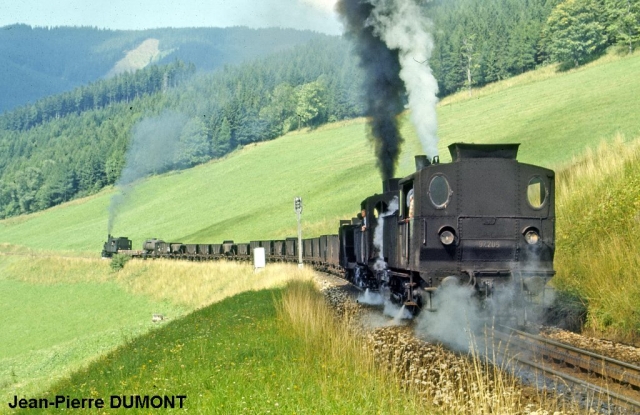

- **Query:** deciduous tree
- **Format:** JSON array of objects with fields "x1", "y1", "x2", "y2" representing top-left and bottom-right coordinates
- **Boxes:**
[
  {"x1": 545, "y1": 0, "x2": 608, "y2": 67},
  {"x1": 605, "y1": 0, "x2": 640, "y2": 53}
]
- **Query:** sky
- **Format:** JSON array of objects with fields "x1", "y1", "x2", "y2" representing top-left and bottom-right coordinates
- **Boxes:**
[{"x1": 0, "y1": 0, "x2": 342, "y2": 34}]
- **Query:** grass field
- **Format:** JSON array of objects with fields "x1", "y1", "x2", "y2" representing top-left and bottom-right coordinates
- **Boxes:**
[
  {"x1": 35, "y1": 286, "x2": 436, "y2": 414},
  {"x1": 0, "y1": 254, "x2": 186, "y2": 405},
  {"x1": 0, "y1": 251, "x2": 314, "y2": 406},
  {"x1": 21, "y1": 281, "x2": 579, "y2": 414}
]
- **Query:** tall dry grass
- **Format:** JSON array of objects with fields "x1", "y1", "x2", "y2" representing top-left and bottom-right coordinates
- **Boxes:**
[
  {"x1": 116, "y1": 259, "x2": 315, "y2": 309},
  {"x1": 554, "y1": 135, "x2": 640, "y2": 342},
  {"x1": 277, "y1": 280, "x2": 431, "y2": 412},
  {"x1": 1, "y1": 246, "x2": 316, "y2": 310},
  {"x1": 278, "y1": 281, "x2": 576, "y2": 414}
]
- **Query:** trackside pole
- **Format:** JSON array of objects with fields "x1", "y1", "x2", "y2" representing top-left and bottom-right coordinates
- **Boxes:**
[{"x1": 294, "y1": 197, "x2": 303, "y2": 268}]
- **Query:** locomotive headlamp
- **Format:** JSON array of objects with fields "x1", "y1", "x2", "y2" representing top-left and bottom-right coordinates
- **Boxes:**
[
  {"x1": 439, "y1": 229, "x2": 455, "y2": 245},
  {"x1": 524, "y1": 229, "x2": 540, "y2": 245}
]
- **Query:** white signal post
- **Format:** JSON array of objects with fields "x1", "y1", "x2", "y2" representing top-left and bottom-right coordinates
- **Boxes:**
[{"x1": 294, "y1": 197, "x2": 303, "y2": 268}]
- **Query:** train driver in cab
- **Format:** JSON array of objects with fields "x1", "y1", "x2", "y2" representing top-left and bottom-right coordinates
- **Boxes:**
[{"x1": 407, "y1": 188, "x2": 415, "y2": 219}]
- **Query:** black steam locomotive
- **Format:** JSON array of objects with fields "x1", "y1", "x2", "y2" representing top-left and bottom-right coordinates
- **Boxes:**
[{"x1": 103, "y1": 143, "x2": 555, "y2": 312}]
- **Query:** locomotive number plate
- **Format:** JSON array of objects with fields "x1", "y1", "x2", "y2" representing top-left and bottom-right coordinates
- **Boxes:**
[
  {"x1": 479, "y1": 241, "x2": 501, "y2": 248},
  {"x1": 461, "y1": 239, "x2": 516, "y2": 261}
]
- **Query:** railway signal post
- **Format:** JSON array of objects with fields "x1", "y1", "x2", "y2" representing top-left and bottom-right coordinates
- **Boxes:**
[{"x1": 294, "y1": 197, "x2": 303, "y2": 268}]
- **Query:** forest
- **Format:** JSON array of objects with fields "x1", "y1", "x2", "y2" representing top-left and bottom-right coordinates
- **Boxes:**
[{"x1": 0, "y1": 0, "x2": 638, "y2": 219}]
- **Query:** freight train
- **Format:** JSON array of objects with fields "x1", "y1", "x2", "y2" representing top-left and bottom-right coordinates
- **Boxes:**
[{"x1": 103, "y1": 143, "x2": 555, "y2": 312}]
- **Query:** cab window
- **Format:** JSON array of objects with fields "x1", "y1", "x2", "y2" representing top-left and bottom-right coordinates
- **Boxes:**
[
  {"x1": 429, "y1": 175, "x2": 450, "y2": 209},
  {"x1": 527, "y1": 176, "x2": 547, "y2": 209},
  {"x1": 401, "y1": 183, "x2": 414, "y2": 218}
]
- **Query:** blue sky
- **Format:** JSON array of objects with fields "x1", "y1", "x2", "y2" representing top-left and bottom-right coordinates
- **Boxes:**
[{"x1": 0, "y1": 0, "x2": 342, "y2": 34}]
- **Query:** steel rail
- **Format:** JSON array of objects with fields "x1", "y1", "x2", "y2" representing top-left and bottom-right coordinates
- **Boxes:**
[
  {"x1": 502, "y1": 326, "x2": 640, "y2": 390},
  {"x1": 493, "y1": 326, "x2": 640, "y2": 412},
  {"x1": 511, "y1": 354, "x2": 640, "y2": 411}
]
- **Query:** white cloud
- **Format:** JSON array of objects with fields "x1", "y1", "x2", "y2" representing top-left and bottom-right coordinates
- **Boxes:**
[{"x1": 299, "y1": 0, "x2": 338, "y2": 13}]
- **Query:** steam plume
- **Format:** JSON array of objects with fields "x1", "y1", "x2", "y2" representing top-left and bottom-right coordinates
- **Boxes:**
[
  {"x1": 416, "y1": 284, "x2": 491, "y2": 351},
  {"x1": 372, "y1": 196, "x2": 398, "y2": 270},
  {"x1": 415, "y1": 278, "x2": 554, "y2": 353},
  {"x1": 337, "y1": 0, "x2": 405, "y2": 180},
  {"x1": 107, "y1": 111, "x2": 187, "y2": 234},
  {"x1": 336, "y1": 0, "x2": 439, "y2": 179}
]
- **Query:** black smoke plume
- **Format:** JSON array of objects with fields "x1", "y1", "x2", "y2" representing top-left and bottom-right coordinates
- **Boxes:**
[
  {"x1": 337, "y1": 0, "x2": 440, "y2": 178},
  {"x1": 337, "y1": 0, "x2": 406, "y2": 180}
]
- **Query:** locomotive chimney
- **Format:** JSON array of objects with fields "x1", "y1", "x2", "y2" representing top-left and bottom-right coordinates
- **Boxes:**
[
  {"x1": 382, "y1": 178, "x2": 400, "y2": 193},
  {"x1": 415, "y1": 155, "x2": 430, "y2": 171}
]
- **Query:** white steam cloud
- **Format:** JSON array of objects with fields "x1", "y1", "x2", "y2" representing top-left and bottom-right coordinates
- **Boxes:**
[
  {"x1": 358, "y1": 288, "x2": 385, "y2": 305},
  {"x1": 415, "y1": 280, "x2": 553, "y2": 353},
  {"x1": 384, "y1": 300, "x2": 413, "y2": 320},
  {"x1": 301, "y1": 0, "x2": 338, "y2": 13},
  {"x1": 372, "y1": 196, "x2": 398, "y2": 270},
  {"x1": 416, "y1": 284, "x2": 486, "y2": 351},
  {"x1": 369, "y1": 0, "x2": 439, "y2": 157}
]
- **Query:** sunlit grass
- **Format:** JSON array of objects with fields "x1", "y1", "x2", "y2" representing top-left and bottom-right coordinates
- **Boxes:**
[
  {"x1": 554, "y1": 135, "x2": 640, "y2": 342},
  {"x1": 0, "y1": 254, "x2": 185, "y2": 405},
  {"x1": 117, "y1": 259, "x2": 315, "y2": 309},
  {"x1": 440, "y1": 48, "x2": 640, "y2": 107},
  {"x1": 40, "y1": 283, "x2": 436, "y2": 414}
]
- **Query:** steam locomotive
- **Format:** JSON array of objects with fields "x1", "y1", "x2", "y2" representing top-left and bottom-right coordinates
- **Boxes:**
[{"x1": 103, "y1": 142, "x2": 555, "y2": 312}]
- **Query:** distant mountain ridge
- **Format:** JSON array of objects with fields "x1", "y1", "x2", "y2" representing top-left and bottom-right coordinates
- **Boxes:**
[{"x1": 0, "y1": 24, "x2": 327, "y2": 113}]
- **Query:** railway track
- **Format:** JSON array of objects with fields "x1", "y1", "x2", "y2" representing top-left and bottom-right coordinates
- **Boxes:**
[{"x1": 495, "y1": 326, "x2": 640, "y2": 413}]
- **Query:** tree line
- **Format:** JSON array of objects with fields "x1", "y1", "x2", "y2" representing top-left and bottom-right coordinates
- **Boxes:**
[
  {"x1": 543, "y1": 0, "x2": 640, "y2": 67},
  {"x1": 426, "y1": 0, "x2": 639, "y2": 96},
  {"x1": 0, "y1": 61, "x2": 195, "y2": 132}
]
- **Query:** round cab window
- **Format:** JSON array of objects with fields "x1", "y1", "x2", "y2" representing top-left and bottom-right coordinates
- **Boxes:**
[
  {"x1": 527, "y1": 176, "x2": 547, "y2": 209},
  {"x1": 429, "y1": 175, "x2": 450, "y2": 208}
]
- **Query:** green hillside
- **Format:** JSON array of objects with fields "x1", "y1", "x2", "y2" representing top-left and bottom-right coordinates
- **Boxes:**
[
  {"x1": 1, "y1": 51, "x2": 639, "y2": 254},
  {"x1": 0, "y1": 254, "x2": 316, "y2": 404},
  {"x1": 0, "y1": 255, "x2": 186, "y2": 404},
  {"x1": 554, "y1": 137, "x2": 640, "y2": 342}
]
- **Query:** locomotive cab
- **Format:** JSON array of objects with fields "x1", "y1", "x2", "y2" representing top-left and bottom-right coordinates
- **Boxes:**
[{"x1": 339, "y1": 179, "x2": 400, "y2": 289}]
